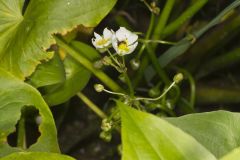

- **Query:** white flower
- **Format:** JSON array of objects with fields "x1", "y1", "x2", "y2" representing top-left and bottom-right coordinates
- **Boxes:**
[
  {"x1": 112, "y1": 27, "x2": 138, "y2": 56},
  {"x1": 92, "y1": 28, "x2": 113, "y2": 52}
]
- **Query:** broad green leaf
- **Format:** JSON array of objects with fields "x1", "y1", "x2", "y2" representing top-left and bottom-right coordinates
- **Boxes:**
[
  {"x1": 220, "y1": 147, "x2": 240, "y2": 160},
  {"x1": 43, "y1": 41, "x2": 100, "y2": 106},
  {"x1": 0, "y1": 0, "x2": 116, "y2": 79},
  {"x1": 117, "y1": 101, "x2": 216, "y2": 160},
  {"x1": 0, "y1": 68, "x2": 59, "y2": 157},
  {"x1": 27, "y1": 53, "x2": 65, "y2": 88},
  {"x1": 0, "y1": 152, "x2": 75, "y2": 160},
  {"x1": 43, "y1": 56, "x2": 90, "y2": 106},
  {"x1": 166, "y1": 111, "x2": 240, "y2": 158}
]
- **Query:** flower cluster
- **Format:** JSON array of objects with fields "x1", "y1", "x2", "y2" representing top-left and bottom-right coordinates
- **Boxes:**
[{"x1": 92, "y1": 27, "x2": 138, "y2": 56}]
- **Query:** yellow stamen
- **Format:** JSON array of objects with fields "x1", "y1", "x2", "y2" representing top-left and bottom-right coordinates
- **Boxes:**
[
  {"x1": 96, "y1": 38, "x2": 109, "y2": 46},
  {"x1": 118, "y1": 41, "x2": 129, "y2": 52}
]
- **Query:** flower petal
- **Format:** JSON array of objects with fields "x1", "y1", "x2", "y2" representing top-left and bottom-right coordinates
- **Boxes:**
[
  {"x1": 126, "y1": 42, "x2": 138, "y2": 55},
  {"x1": 127, "y1": 33, "x2": 138, "y2": 45},
  {"x1": 112, "y1": 34, "x2": 119, "y2": 53},
  {"x1": 94, "y1": 32, "x2": 102, "y2": 40},
  {"x1": 103, "y1": 28, "x2": 113, "y2": 39}
]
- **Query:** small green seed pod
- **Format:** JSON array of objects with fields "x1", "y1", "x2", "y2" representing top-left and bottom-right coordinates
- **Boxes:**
[
  {"x1": 94, "y1": 84, "x2": 104, "y2": 92},
  {"x1": 173, "y1": 73, "x2": 184, "y2": 83}
]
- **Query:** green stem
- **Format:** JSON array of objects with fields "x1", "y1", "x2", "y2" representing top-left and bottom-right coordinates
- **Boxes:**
[
  {"x1": 152, "y1": 0, "x2": 175, "y2": 40},
  {"x1": 54, "y1": 35, "x2": 123, "y2": 92},
  {"x1": 136, "y1": 82, "x2": 176, "y2": 101},
  {"x1": 177, "y1": 68, "x2": 196, "y2": 109},
  {"x1": 122, "y1": 57, "x2": 134, "y2": 97},
  {"x1": 162, "y1": 0, "x2": 208, "y2": 38},
  {"x1": 17, "y1": 116, "x2": 26, "y2": 149},
  {"x1": 146, "y1": 46, "x2": 170, "y2": 84},
  {"x1": 77, "y1": 92, "x2": 107, "y2": 119},
  {"x1": 139, "y1": 39, "x2": 177, "y2": 45},
  {"x1": 137, "y1": 13, "x2": 155, "y2": 59}
]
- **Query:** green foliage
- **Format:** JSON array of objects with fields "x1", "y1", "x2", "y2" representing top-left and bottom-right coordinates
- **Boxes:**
[
  {"x1": 27, "y1": 53, "x2": 66, "y2": 88},
  {"x1": 166, "y1": 111, "x2": 240, "y2": 158},
  {"x1": 0, "y1": 0, "x2": 116, "y2": 79},
  {"x1": 220, "y1": 147, "x2": 240, "y2": 160},
  {"x1": 117, "y1": 100, "x2": 217, "y2": 160},
  {"x1": 0, "y1": 152, "x2": 75, "y2": 160},
  {"x1": 0, "y1": 68, "x2": 59, "y2": 157},
  {"x1": 0, "y1": 0, "x2": 116, "y2": 158}
]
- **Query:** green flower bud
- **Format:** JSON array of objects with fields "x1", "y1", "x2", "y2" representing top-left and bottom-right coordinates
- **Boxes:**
[
  {"x1": 118, "y1": 74, "x2": 126, "y2": 83},
  {"x1": 94, "y1": 84, "x2": 104, "y2": 92},
  {"x1": 101, "y1": 119, "x2": 113, "y2": 132},
  {"x1": 102, "y1": 56, "x2": 112, "y2": 66},
  {"x1": 173, "y1": 73, "x2": 184, "y2": 83},
  {"x1": 99, "y1": 131, "x2": 112, "y2": 142},
  {"x1": 130, "y1": 58, "x2": 140, "y2": 70}
]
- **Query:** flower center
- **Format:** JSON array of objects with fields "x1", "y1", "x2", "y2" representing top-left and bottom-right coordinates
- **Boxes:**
[
  {"x1": 118, "y1": 41, "x2": 129, "y2": 52},
  {"x1": 96, "y1": 38, "x2": 109, "y2": 46}
]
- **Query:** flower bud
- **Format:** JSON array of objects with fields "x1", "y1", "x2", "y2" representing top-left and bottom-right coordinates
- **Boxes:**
[
  {"x1": 118, "y1": 74, "x2": 126, "y2": 83},
  {"x1": 94, "y1": 84, "x2": 104, "y2": 92},
  {"x1": 130, "y1": 58, "x2": 140, "y2": 70},
  {"x1": 173, "y1": 73, "x2": 184, "y2": 83},
  {"x1": 101, "y1": 119, "x2": 113, "y2": 132},
  {"x1": 102, "y1": 56, "x2": 112, "y2": 66},
  {"x1": 99, "y1": 131, "x2": 112, "y2": 142}
]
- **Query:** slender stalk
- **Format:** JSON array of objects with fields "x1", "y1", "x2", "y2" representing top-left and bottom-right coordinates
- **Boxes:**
[
  {"x1": 152, "y1": 0, "x2": 175, "y2": 39},
  {"x1": 162, "y1": 0, "x2": 208, "y2": 38},
  {"x1": 54, "y1": 35, "x2": 123, "y2": 92},
  {"x1": 176, "y1": 68, "x2": 195, "y2": 109},
  {"x1": 137, "y1": 13, "x2": 155, "y2": 59},
  {"x1": 139, "y1": 39, "x2": 177, "y2": 45},
  {"x1": 17, "y1": 116, "x2": 26, "y2": 149},
  {"x1": 146, "y1": 46, "x2": 170, "y2": 84},
  {"x1": 102, "y1": 89, "x2": 126, "y2": 97},
  {"x1": 107, "y1": 49, "x2": 121, "y2": 67},
  {"x1": 136, "y1": 82, "x2": 176, "y2": 101},
  {"x1": 77, "y1": 92, "x2": 107, "y2": 119},
  {"x1": 122, "y1": 57, "x2": 134, "y2": 97}
]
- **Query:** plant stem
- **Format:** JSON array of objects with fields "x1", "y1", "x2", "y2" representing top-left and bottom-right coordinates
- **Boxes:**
[
  {"x1": 176, "y1": 68, "x2": 195, "y2": 109},
  {"x1": 152, "y1": 0, "x2": 175, "y2": 40},
  {"x1": 162, "y1": 0, "x2": 208, "y2": 38},
  {"x1": 122, "y1": 57, "x2": 134, "y2": 97},
  {"x1": 137, "y1": 13, "x2": 155, "y2": 59},
  {"x1": 146, "y1": 46, "x2": 170, "y2": 84},
  {"x1": 54, "y1": 35, "x2": 123, "y2": 92},
  {"x1": 136, "y1": 82, "x2": 176, "y2": 101},
  {"x1": 77, "y1": 92, "x2": 107, "y2": 119},
  {"x1": 17, "y1": 116, "x2": 26, "y2": 149}
]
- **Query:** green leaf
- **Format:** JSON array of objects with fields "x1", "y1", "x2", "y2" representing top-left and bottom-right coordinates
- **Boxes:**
[
  {"x1": 27, "y1": 53, "x2": 66, "y2": 88},
  {"x1": 220, "y1": 147, "x2": 240, "y2": 160},
  {"x1": 117, "y1": 100, "x2": 216, "y2": 160},
  {"x1": 43, "y1": 41, "x2": 100, "y2": 106},
  {"x1": 166, "y1": 111, "x2": 240, "y2": 158},
  {"x1": 43, "y1": 56, "x2": 90, "y2": 106},
  {"x1": 0, "y1": 152, "x2": 75, "y2": 160},
  {"x1": 0, "y1": 68, "x2": 59, "y2": 157},
  {"x1": 0, "y1": 0, "x2": 116, "y2": 79}
]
